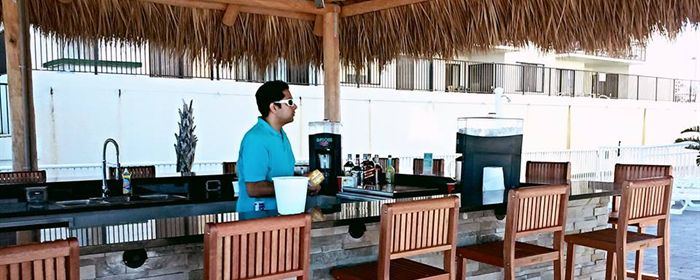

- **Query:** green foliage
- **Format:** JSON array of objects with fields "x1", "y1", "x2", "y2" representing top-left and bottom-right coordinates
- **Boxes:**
[{"x1": 676, "y1": 125, "x2": 700, "y2": 165}]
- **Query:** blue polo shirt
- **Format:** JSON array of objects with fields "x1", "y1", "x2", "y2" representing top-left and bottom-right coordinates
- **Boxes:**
[{"x1": 236, "y1": 117, "x2": 296, "y2": 212}]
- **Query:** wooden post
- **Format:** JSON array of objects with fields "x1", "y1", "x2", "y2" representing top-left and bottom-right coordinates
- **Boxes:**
[
  {"x1": 2, "y1": 0, "x2": 38, "y2": 171},
  {"x1": 323, "y1": 12, "x2": 340, "y2": 121}
]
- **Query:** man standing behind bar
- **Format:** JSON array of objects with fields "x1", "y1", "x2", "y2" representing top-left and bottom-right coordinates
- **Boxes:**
[{"x1": 236, "y1": 81, "x2": 310, "y2": 213}]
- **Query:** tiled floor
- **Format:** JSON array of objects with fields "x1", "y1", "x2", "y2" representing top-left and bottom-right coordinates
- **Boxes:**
[{"x1": 625, "y1": 210, "x2": 700, "y2": 280}]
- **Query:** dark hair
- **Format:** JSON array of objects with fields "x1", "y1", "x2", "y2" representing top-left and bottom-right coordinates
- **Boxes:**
[{"x1": 255, "y1": 81, "x2": 289, "y2": 117}]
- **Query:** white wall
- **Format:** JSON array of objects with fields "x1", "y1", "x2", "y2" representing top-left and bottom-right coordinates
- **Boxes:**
[{"x1": 0, "y1": 71, "x2": 694, "y2": 168}]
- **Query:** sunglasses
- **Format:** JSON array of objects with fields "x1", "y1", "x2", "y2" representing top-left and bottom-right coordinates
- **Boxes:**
[{"x1": 273, "y1": 99, "x2": 296, "y2": 107}]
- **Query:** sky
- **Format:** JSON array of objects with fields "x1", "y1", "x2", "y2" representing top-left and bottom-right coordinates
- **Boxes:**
[{"x1": 631, "y1": 26, "x2": 700, "y2": 80}]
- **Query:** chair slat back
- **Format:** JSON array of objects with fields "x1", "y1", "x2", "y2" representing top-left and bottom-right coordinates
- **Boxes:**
[
  {"x1": 506, "y1": 184, "x2": 569, "y2": 239},
  {"x1": 618, "y1": 177, "x2": 673, "y2": 227},
  {"x1": 525, "y1": 161, "x2": 570, "y2": 184},
  {"x1": 204, "y1": 214, "x2": 311, "y2": 280},
  {"x1": 412, "y1": 158, "x2": 444, "y2": 176},
  {"x1": 0, "y1": 238, "x2": 79, "y2": 280},
  {"x1": 614, "y1": 164, "x2": 672, "y2": 183},
  {"x1": 378, "y1": 158, "x2": 400, "y2": 174},
  {"x1": 109, "y1": 165, "x2": 156, "y2": 179},
  {"x1": 0, "y1": 171, "x2": 46, "y2": 185},
  {"x1": 222, "y1": 162, "x2": 237, "y2": 176},
  {"x1": 378, "y1": 196, "x2": 459, "y2": 279}
]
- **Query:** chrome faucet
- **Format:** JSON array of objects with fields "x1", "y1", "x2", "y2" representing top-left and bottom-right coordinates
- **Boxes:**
[{"x1": 101, "y1": 138, "x2": 121, "y2": 198}]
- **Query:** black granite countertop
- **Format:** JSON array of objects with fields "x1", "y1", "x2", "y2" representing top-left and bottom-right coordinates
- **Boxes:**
[{"x1": 0, "y1": 179, "x2": 616, "y2": 253}]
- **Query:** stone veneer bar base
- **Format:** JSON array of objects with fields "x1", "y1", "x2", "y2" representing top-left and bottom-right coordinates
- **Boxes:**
[{"x1": 79, "y1": 197, "x2": 610, "y2": 280}]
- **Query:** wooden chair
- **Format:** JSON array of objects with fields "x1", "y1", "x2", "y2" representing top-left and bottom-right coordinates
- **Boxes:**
[
  {"x1": 412, "y1": 158, "x2": 444, "y2": 176},
  {"x1": 331, "y1": 196, "x2": 459, "y2": 280},
  {"x1": 565, "y1": 176, "x2": 673, "y2": 280},
  {"x1": 0, "y1": 238, "x2": 79, "y2": 280},
  {"x1": 456, "y1": 184, "x2": 569, "y2": 280},
  {"x1": 0, "y1": 170, "x2": 46, "y2": 185},
  {"x1": 378, "y1": 158, "x2": 400, "y2": 174},
  {"x1": 609, "y1": 164, "x2": 671, "y2": 279},
  {"x1": 223, "y1": 162, "x2": 237, "y2": 176},
  {"x1": 108, "y1": 165, "x2": 156, "y2": 179},
  {"x1": 525, "y1": 161, "x2": 571, "y2": 184},
  {"x1": 204, "y1": 214, "x2": 311, "y2": 280}
]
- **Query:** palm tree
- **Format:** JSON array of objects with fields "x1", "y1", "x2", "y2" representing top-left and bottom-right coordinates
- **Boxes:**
[{"x1": 675, "y1": 125, "x2": 700, "y2": 165}]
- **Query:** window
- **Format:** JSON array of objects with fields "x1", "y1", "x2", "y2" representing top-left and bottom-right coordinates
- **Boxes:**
[
  {"x1": 468, "y1": 63, "x2": 496, "y2": 93},
  {"x1": 341, "y1": 62, "x2": 381, "y2": 86},
  {"x1": 591, "y1": 73, "x2": 619, "y2": 98},
  {"x1": 286, "y1": 63, "x2": 309, "y2": 85},
  {"x1": 556, "y1": 69, "x2": 576, "y2": 96},
  {"x1": 148, "y1": 45, "x2": 192, "y2": 78},
  {"x1": 0, "y1": 84, "x2": 9, "y2": 135},
  {"x1": 445, "y1": 63, "x2": 461, "y2": 92},
  {"x1": 396, "y1": 56, "x2": 415, "y2": 90},
  {"x1": 518, "y1": 62, "x2": 544, "y2": 93}
]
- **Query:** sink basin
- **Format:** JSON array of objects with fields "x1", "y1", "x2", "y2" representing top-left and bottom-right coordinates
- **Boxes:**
[
  {"x1": 136, "y1": 194, "x2": 187, "y2": 201},
  {"x1": 55, "y1": 198, "x2": 109, "y2": 207}
]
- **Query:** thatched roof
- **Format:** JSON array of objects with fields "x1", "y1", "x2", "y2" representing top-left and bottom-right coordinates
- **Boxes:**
[{"x1": 3, "y1": 0, "x2": 700, "y2": 70}]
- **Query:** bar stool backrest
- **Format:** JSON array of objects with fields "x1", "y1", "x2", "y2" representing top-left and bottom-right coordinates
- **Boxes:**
[
  {"x1": 0, "y1": 238, "x2": 79, "y2": 280},
  {"x1": 613, "y1": 164, "x2": 672, "y2": 183},
  {"x1": 0, "y1": 170, "x2": 46, "y2": 185},
  {"x1": 204, "y1": 214, "x2": 311, "y2": 280},
  {"x1": 525, "y1": 161, "x2": 571, "y2": 184},
  {"x1": 377, "y1": 196, "x2": 459, "y2": 279},
  {"x1": 109, "y1": 165, "x2": 156, "y2": 179},
  {"x1": 378, "y1": 158, "x2": 400, "y2": 174},
  {"x1": 612, "y1": 164, "x2": 672, "y2": 213},
  {"x1": 412, "y1": 158, "x2": 444, "y2": 176},
  {"x1": 505, "y1": 184, "x2": 569, "y2": 245},
  {"x1": 617, "y1": 177, "x2": 673, "y2": 230},
  {"x1": 223, "y1": 162, "x2": 237, "y2": 176}
]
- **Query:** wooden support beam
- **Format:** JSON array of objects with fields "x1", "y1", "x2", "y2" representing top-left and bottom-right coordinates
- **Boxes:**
[
  {"x1": 58, "y1": 0, "x2": 72, "y2": 3},
  {"x1": 208, "y1": 0, "x2": 339, "y2": 15},
  {"x1": 140, "y1": 0, "x2": 316, "y2": 21},
  {"x1": 323, "y1": 12, "x2": 340, "y2": 121},
  {"x1": 313, "y1": 15, "x2": 323, "y2": 37},
  {"x1": 222, "y1": 5, "x2": 240, "y2": 26},
  {"x1": 340, "y1": 0, "x2": 431, "y2": 17},
  {"x1": 2, "y1": 0, "x2": 38, "y2": 171}
]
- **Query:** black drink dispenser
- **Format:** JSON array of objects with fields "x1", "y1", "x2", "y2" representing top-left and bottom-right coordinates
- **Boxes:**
[
  {"x1": 455, "y1": 117, "x2": 523, "y2": 209},
  {"x1": 308, "y1": 121, "x2": 343, "y2": 196}
]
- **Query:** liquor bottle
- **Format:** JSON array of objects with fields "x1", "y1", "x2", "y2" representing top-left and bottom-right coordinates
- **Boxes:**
[
  {"x1": 343, "y1": 154, "x2": 354, "y2": 176},
  {"x1": 373, "y1": 155, "x2": 383, "y2": 186},
  {"x1": 122, "y1": 168, "x2": 132, "y2": 196},
  {"x1": 352, "y1": 154, "x2": 363, "y2": 187},
  {"x1": 362, "y1": 154, "x2": 375, "y2": 186},
  {"x1": 385, "y1": 155, "x2": 395, "y2": 185}
]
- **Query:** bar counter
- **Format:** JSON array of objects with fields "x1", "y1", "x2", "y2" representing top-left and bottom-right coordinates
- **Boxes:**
[{"x1": 0, "y1": 178, "x2": 614, "y2": 279}]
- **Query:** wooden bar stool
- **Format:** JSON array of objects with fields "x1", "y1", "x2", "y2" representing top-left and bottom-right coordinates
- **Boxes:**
[
  {"x1": 0, "y1": 170, "x2": 46, "y2": 185},
  {"x1": 456, "y1": 184, "x2": 570, "y2": 280},
  {"x1": 609, "y1": 164, "x2": 671, "y2": 280},
  {"x1": 204, "y1": 214, "x2": 311, "y2": 280},
  {"x1": 0, "y1": 238, "x2": 80, "y2": 279},
  {"x1": 109, "y1": 165, "x2": 156, "y2": 179},
  {"x1": 525, "y1": 161, "x2": 571, "y2": 184},
  {"x1": 223, "y1": 162, "x2": 237, "y2": 176},
  {"x1": 332, "y1": 196, "x2": 460, "y2": 280},
  {"x1": 565, "y1": 177, "x2": 673, "y2": 280}
]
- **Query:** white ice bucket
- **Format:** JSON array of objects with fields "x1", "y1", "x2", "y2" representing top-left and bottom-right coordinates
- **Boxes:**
[{"x1": 272, "y1": 176, "x2": 308, "y2": 215}]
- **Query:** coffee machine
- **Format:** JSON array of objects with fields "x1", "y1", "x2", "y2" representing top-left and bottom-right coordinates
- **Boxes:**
[
  {"x1": 455, "y1": 117, "x2": 523, "y2": 209},
  {"x1": 308, "y1": 121, "x2": 343, "y2": 196}
]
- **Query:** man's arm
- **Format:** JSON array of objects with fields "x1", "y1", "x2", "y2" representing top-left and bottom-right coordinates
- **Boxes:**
[{"x1": 245, "y1": 181, "x2": 275, "y2": 197}]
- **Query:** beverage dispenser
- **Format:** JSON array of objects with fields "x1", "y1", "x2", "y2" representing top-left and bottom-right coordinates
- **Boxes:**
[
  {"x1": 455, "y1": 117, "x2": 523, "y2": 208},
  {"x1": 308, "y1": 121, "x2": 343, "y2": 195}
]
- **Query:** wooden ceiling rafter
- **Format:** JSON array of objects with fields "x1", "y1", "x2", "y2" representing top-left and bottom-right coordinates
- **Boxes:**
[{"x1": 339, "y1": 0, "x2": 431, "y2": 17}]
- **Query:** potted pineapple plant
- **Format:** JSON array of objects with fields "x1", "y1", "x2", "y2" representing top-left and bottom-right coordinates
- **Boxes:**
[{"x1": 175, "y1": 100, "x2": 198, "y2": 175}]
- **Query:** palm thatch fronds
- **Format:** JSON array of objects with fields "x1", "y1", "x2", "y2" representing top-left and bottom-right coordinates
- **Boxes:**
[{"x1": 1, "y1": 0, "x2": 698, "y2": 70}]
